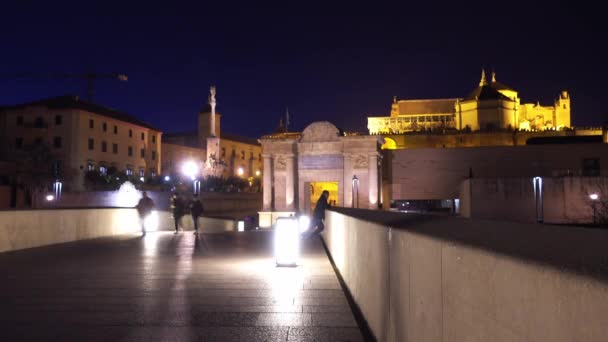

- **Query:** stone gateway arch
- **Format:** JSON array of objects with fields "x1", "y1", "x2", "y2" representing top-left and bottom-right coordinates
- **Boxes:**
[{"x1": 259, "y1": 121, "x2": 383, "y2": 227}]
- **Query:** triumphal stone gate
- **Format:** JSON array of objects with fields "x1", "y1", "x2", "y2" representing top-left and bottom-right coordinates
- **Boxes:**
[{"x1": 259, "y1": 121, "x2": 382, "y2": 227}]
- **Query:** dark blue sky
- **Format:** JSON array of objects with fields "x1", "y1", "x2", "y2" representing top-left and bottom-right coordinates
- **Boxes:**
[{"x1": 1, "y1": 2, "x2": 606, "y2": 137}]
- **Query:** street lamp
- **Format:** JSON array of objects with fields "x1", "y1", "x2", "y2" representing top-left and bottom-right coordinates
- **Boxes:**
[
  {"x1": 237, "y1": 167, "x2": 244, "y2": 176},
  {"x1": 255, "y1": 170, "x2": 261, "y2": 177},
  {"x1": 182, "y1": 160, "x2": 199, "y2": 181},
  {"x1": 590, "y1": 193, "x2": 599, "y2": 224}
]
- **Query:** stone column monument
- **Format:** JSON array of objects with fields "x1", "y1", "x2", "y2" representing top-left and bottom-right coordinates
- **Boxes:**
[{"x1": 206, "y1": 86, "x2": 220, "y2": 164}]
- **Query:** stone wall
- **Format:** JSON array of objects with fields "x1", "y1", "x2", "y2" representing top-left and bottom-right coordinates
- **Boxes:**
[
  {"x1": 0, "y1": 208, "x2": 239, "y2": 253},
  {"x1": 387, "y1": 143, "x2": 608, "y2": 201},
  {"x1": 460, "y1": 177, "x2": 608, "y2": 224},
  {"x1": 323, "y1": 208, "x2": 608, "y2": 341}
]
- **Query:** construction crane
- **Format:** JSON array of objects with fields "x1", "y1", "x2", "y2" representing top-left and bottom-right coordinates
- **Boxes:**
[{"x1": 2, "y1": 71, "x2": 128, "y2": 102}]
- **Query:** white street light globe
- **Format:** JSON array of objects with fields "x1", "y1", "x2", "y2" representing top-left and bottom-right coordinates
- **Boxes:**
[
  {"x1": 237, "y1": 167, "x2": 244, "y2": 176},
  {"x1": 590, "y1": 193, "x2": 599, "y2": 201},
  {"x1": 182, "y1": 161, "x2": 199, "y2": 180},
  {"x1": 45, "y1": 194, "x2": 55, "y2": 201},
  {"x1": 255, "y1": 170, "x2": 261, "y2": 177},
  {"x1": 164, "y1": 175, "x2": 171, "y2": 182}
]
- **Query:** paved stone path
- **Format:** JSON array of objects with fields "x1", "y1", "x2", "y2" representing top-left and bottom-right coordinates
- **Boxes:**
[{"x1": 0, "y1": 230, "x2": 364, "y2": 341}]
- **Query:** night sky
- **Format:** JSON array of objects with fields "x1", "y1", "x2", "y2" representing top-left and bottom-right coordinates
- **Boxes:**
[{"x1": 1, "y1": 2, "x2": 606, "y2": 138}]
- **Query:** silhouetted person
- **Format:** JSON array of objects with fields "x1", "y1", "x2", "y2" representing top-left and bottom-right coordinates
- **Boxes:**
[
  {"x1": 136, "y1": 191, "x2": 154, "y2": 236},
  {"x1": 306, "y1": 190, "x2": 331, "y2": 238},
  {"x1": 190, "y1": 194, "x2": 204, "y2": 234},
  {"x1": 171, "y1": 192, "x2": 185, "y2": 234}
]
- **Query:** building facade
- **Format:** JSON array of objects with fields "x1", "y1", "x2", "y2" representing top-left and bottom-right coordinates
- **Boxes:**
[
  {"x1": 259, "y1": 121, "x2": 382, "y2": 227},
  {"x1": 368, "y1": 70, "x2": 571, "y2": 134},
  {"x1": 0, "y1": 95, "x2": 162, "y2": 191}
]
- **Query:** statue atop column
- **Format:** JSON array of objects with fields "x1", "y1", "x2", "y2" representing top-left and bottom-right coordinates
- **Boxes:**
[{"x1": 209, "y1": 85, "x2": 217, "y2": 137}]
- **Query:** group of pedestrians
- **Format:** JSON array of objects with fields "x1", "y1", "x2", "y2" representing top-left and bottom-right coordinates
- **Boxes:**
[
  {"x1": 135, "y1": 191, "x2": 204, "y2": 235},
  {"x1": 171, "y1": 192, "x2": 204, "y2": 234}
]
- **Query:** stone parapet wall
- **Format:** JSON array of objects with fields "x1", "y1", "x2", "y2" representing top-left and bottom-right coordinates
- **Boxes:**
[
  {"x1": 323, "y1": 208, "x2": 608, "y2": 341},
  {"x1": 0, "y1": 208, "x2": 237, "y2": 253}
]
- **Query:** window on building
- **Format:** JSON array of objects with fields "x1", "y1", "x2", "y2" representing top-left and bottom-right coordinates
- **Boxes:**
[
  {"x1": 563, "y1": 104, "x2": 567, "y2": 109},
  {"x1": 52, "y1": 160, "x2": 62, "y2": 177},
  {"x1": 128, "y1": 146, "x2": 133, "y2": 156},
  {"x1": 152, "y1": 151, "x2": 156, "y2": 160},
  {"x1": 114, "y1": 125, "x2": 118, "y2": 134},
  {"x1": 152, "y1": 135, "x2": 156, "y2": 143},
  {"x1": 140, "y1": 148, "x2": 145, "y2": 158},
  {"x1": 126, "y1": 167, "x2": 132, "y2": 176},
  {"x1": 53, "y1": 136, "x2": 62, "y2": 148},
  {"x1": 150, "y1": 169, "x2": 156, "y2": 177},
  {"x1": 241, "y1": 151, "x2": 245, "y2": 160},
  {"x1": 221, "y1": 148, "x2": 226, "y2": 158},
  {"x1": 15, "y1": 137, "x2": 23, "y2": 149},
  {"x1": 101, "y1": 141, "x2": 107, "y2": 152},
  {"x1": 141, "y1": 132, "x2": 145, "y2": 140},
  {"x1": 250, "y1": 152, "x2": 253, "y2": 160},
  {"x1": 17, "y1": 116, "x2": 23, "y2": 126},
  {"x1": 34, "y1": 137, "x2": 42, "y2": 145},
  {"x1": 583, "y1": 158, "x2": 600, "y2": 176},
  {"x1": 88, "y1": 138, "x2": 94, "y2": 150},
  {"x1": 258, "y1": 154, "x2": 262, "y2": 161},
  {"x1": 87, "y1": 163, "x2": 95, "y2": 171},
  {"x1": 55, "y1": 115, "x2": 63, "y2": 125},
  {"x1": 139, "y1": 169, "x2": 145, "y2": 177},
  {"x1": 112, "y1": 143, "x2": 118, "y2": 154},
  {"x1": 129, "y1": 129, "x2": 133, "y2": 137},
  {"x1": 99, "y1": 165, "x2": 107, "y2": 175},
  {"x1": 89, "y1": 119, "x2": 94, "y2": 129},
  {"x1": 103, "y1": 122, "x2": 107, "y2": 132},
  {"x1": 34, "y1": 117, "x2": 45, "y2": 128}
]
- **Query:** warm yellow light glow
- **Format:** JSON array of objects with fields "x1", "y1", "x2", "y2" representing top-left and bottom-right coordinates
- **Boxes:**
[
  {"x1": 238, "y1": 220, "x2": 245, "y2": 232},
  {"x1": 237, "y1": 167, "x2": 244, "y2": 176},
  {"x1": 381, "y1": 137, "x2": 397, "y2": 150},
  {"x1": 255, "y1": 170, "x2": 261, "y2": 177},
  {"x1": 309, "y1": 182, "x2": 338, "y2": 213}
]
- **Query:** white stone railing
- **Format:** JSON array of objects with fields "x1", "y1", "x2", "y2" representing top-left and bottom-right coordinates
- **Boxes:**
[{"x1": 323, "y1": 208, "x2": 608, "y2": 342}]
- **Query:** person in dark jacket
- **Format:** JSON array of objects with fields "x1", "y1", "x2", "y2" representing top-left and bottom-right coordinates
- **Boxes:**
[
  {"x1": 190, "y1": 194, "x2": 204, "y2": 234},
  {"x1": 171, "y1": 192, "x2": 185, "y2": 234},
  {"x1": 136, "y1": 191, "x2": 154, "y2": 236},
  {"x1": 306, "y1": 190, "x2": 331, "y2": 237}
]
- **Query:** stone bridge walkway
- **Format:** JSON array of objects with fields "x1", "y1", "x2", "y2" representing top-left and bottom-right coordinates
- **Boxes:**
[{"x1": 0, "y1": 231, "x2": 364, "y2": 341}]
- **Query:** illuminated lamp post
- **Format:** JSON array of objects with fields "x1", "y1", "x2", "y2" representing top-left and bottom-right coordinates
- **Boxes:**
[
  {"x1": 182, "y1": 160, "x2": 200, "y2": 193},
  {"x1": 590, "y1": 193, "x2": 599, "y2": 224},
  {"x1": 274, "y1": 217, "x2": 300, "y2": 266},
  {"x1": 237, "y1": 166, "x2": 244, "y2": 177}
]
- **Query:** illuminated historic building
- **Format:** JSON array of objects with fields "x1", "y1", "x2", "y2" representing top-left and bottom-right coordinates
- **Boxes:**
[
  {"x1": 368, "y1": 70, "x2": 571, "y2": 134},
  {"x1": 258, "y1": 121, "x2": 382, "y2": 227},
  {"x1": 0, "y1": 95, "x2": 162, "y2": 191}
]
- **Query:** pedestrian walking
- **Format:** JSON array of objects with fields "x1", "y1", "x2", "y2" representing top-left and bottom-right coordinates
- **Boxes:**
[
  {"x1": 305, "y1": 190, "x2": 331, "y2": 238},
  {"x1": 190, "y1": 194, "x2": 204, "y2": 234},
  {"x1": 171, "y1": 192, "x2": 185, "y2": 233},
  {"x1": 136, "y1": 191, "x2": 154, "y2": 236}
]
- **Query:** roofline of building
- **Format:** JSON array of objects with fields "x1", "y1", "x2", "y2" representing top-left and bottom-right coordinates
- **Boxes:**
[{"x1": 0, "y1": 95, "x2": 162, "y2": 132}]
